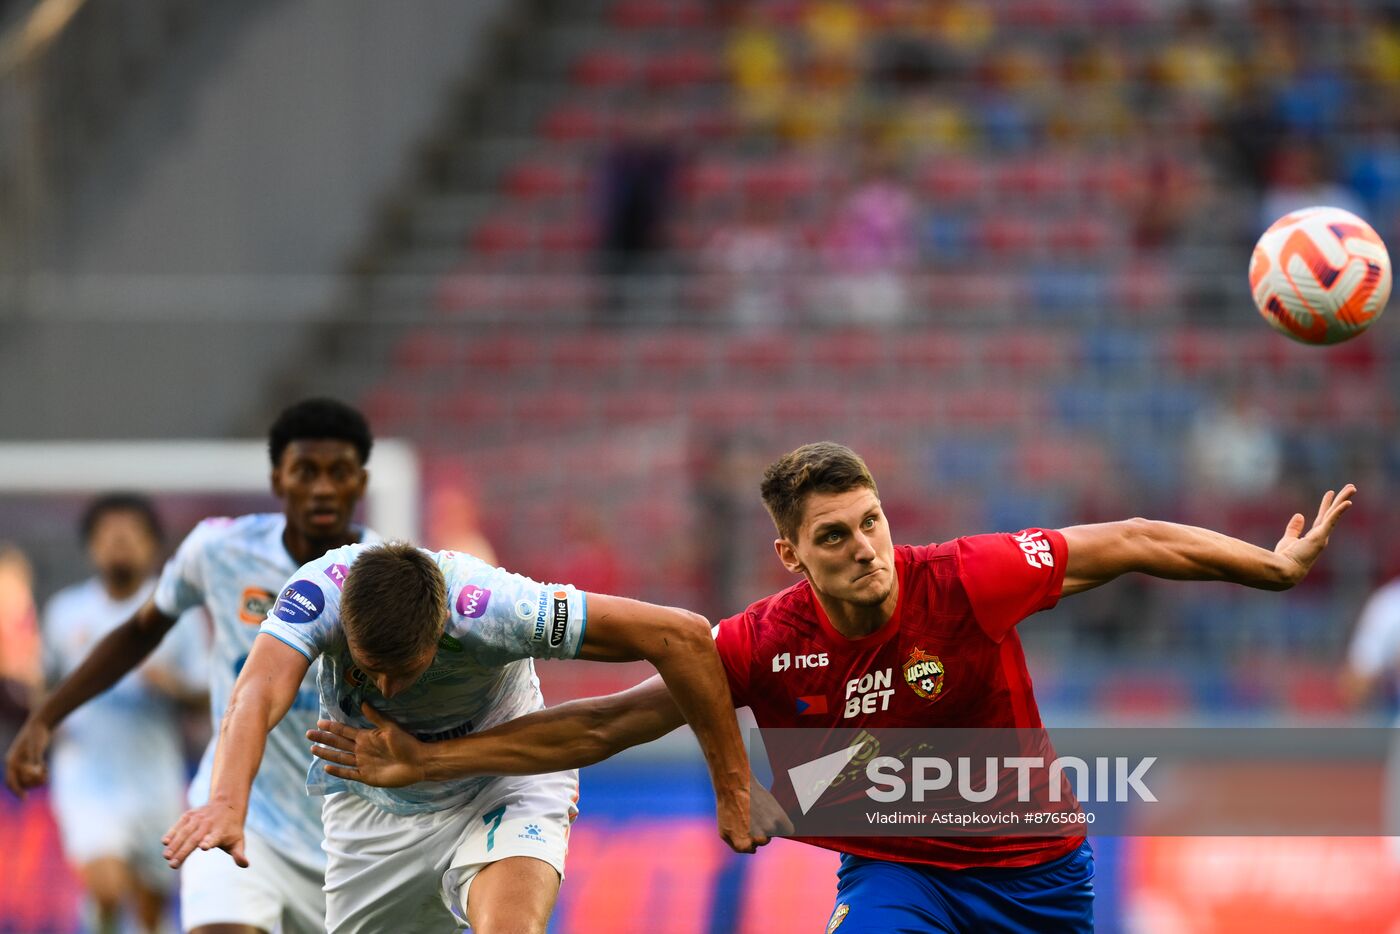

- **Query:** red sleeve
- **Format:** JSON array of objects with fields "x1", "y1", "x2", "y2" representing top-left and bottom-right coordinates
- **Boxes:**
[
  {"x1": 712, "y1": 612, "x2": 753, "y2": 708},
  {"x1": 955, "y1": 528, "x2": 1067, "y2": 642}
]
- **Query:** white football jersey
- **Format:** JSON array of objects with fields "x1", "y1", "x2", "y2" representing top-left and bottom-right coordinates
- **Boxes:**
[
  {"x1": 44, "y1": 576, "x2": 205, "y2": 813},
  {"x1": 260, "y1": 544, "x2": 586, "y2": 815},
  {"x1": 155, "y1": 513, "x2": 377, "y2": 869}
]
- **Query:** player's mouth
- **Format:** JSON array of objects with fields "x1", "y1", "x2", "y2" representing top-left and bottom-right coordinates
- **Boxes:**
[
  {"x1": 852, "y1": 567, "x2": 884, "y2": 584},
  {"x1": 307, "y1": 507, "x2": 342, "y2": 528}
]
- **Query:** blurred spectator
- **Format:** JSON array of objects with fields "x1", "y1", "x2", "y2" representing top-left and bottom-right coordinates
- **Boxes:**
[
  {"x1": 0, "y1": 544, "x2": 39, "y2": 718},
  {"x1": 1258, "y1": 141, "x2": 1365, "y2": 230},
  {"x1": 725, "y1": 6, "x2": 788, "y2": 135},
  {"x1": 1187, "y1": 395, "x2": 1282, "y2": 495},
  {"x1": 424, "y1": 484, "x2": 497, "y2": 565},
  {"x1": 596, "y1": 108, "x2": 683, "y2": 321},
  {"x1": 1341, "y1": 571, "x2": 1400, "y2": 859},
  {"x1": 815, "y1": 145, "x2": 916, "y2": 325},
  {"x1": 702, "y1": 187, "x2": 800, "y2": 330},
  {"x1": 39, "y1": 495, "x2": 205, "y2": 934}
]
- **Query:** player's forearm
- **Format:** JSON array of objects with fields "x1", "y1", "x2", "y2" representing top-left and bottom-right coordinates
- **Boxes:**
[
  {"x1": 422, "y1": 687, "x2": 681, "y2": 780},
  {"x1": 206, "y1": 686, "x2": 281, "y2": 816},
  {"x1": 1129, "y1": 519, "x2": 1294, "y2": 589},
  {"x1": 32, "y1": 610, "x2": 170, "y2": 728},
  {"x1": 643, "y1": 614, "x2": 751, "y2": 810}
]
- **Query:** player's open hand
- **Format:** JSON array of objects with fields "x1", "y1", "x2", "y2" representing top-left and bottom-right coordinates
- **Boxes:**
[
  {"x1": 162, "y1": 800, "x2": 247, "y2": 869},
  {"x1": 307, "y1": 703, "x2": 427, "y2": 788},
  {"x1": 4, "y1": 718, "x2": 52, "y2": 799},
  {"x1": 1273, "y1": 484, "x2": 1356, "y2": 587}
]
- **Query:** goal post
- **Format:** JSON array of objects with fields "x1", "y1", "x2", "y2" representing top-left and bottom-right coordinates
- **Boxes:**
[{"x1": 0, "y1": 439, "x2": 421, "y2": 541}]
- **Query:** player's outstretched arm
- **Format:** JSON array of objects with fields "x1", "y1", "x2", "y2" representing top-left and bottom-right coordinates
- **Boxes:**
[
  {"x1": 310, "y1": 674, "x2": 685, "y2": 785},
  {"x1": 1059, "y1": 485, "x2": 1355, "y2": 596},
  {"x1": 576, "y1": 594, "x2": 754, "y2": 851},
  {"x1": 5, "y1": 598, "x2": 176, "y2": 797},
  {"x1": 162, "y1": 634, "x2": 308, "y2": 869}
]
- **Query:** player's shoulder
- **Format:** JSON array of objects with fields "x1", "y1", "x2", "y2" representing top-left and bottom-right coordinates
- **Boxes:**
[
  {"x1": 181, "y1": 513, "x2": 277, "y2": 554},
  {"x1": 735, "y1": 578, "x2": 819, "y2": 635}
]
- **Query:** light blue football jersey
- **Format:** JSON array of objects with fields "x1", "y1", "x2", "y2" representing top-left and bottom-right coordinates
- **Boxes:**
[
  {"x1": 44, "y1": 577, "x2": 206, "y2": 814},
  {"x1": 154, "y1": 513, "x2": 377, "y2": 869},
  {"x1": 259, "y1": 544, "x2": 586, "y2": 815}
]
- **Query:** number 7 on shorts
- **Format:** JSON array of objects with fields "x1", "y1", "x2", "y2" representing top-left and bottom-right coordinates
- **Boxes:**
[{"x1": 482, "y1": 805, "x2": 507, "y2": 851}]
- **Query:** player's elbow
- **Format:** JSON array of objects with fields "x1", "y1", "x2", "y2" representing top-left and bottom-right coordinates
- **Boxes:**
[{"x1": 653, "y1": 608, "x2": 713, "y2": 658}]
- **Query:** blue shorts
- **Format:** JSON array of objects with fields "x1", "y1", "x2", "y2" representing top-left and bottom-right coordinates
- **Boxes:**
[{"x1": 825, "y1": 842, "x2": 1094, "y2": 933}]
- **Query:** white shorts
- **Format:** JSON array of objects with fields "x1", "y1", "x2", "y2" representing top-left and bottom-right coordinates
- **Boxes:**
[
  {"x1": 52, "y1": 795, "x2": 180, "y2": 892},
  {"x1": 322, "y1": 769, "x2": 578, "y2": 933},
  {"x1": 180, "y1": 826, "x2": 325, "y2": 934}
]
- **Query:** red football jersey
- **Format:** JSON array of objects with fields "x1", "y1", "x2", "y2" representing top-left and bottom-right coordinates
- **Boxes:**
[{"x1": 714, "y1": 530, "x2": 1082, "y2": 870}]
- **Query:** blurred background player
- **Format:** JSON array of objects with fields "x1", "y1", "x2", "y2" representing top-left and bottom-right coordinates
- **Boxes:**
[
  {"x1": 6, "y1": 398, "x2": 377, "y2": 934},
  {"x1": 1342, "y1": 570, "x2": 1400, "y2": 857},
  {"x1": 164, "y1": 540, "x2": 752, "y2": 934},
  {"x1": 41, "y1": 494, "x2": 206, "y2": 934},
  {"x1": 307, "y1": 442, "x2": 1356, "y2": 933}
]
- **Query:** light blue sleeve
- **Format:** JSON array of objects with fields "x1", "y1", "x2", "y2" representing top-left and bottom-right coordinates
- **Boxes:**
[
  {"x1": 152, "y1": 518, "x2": 227, "y2": 617},
  {"x1": 444, "y1": 556, "x2": 587, "y2": 663},
  {"x1": 258, "y1": 549, "x2": 349, "y2": 663}
]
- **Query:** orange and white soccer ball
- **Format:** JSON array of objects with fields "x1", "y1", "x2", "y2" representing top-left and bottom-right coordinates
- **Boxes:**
[{"x1": 1249, "y1": 206, "x2": 1391, "y2": 345}]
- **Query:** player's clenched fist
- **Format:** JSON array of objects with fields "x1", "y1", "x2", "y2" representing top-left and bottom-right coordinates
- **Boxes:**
[
  {"x1": 4, "y1": 719, "x2": 51, "y2": 798},
  {"x1": 162, "y1": 799, "x2": 248, "y2": 869}
]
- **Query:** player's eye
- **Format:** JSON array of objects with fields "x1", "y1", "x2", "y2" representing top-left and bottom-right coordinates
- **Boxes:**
[
  {"x1": 823, "y1": 531, "x2": 842, "y2": 544},
  {"x1": 862, "y1": 516, "x2": 877, "y2": 529}
]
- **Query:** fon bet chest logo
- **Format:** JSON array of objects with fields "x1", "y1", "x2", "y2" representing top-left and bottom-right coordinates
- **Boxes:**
[{"x1": 903, "y1": 648, "x2": 946, "y2": 701}]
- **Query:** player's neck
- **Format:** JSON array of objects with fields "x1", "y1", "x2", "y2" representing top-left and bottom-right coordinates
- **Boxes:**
[
  {"x1": 814, "y1": 579, "x2": 899, "y2": 639},
  {"x1": 282, "y1": 524, "x2": 359, "y2": 566}
]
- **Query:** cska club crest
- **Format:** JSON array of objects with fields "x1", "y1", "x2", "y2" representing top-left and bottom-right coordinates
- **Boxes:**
[{"x1": 903, "y1": 647, "x2": 946, "y2": 701}]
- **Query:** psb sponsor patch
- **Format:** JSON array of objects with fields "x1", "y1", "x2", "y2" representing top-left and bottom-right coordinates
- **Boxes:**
[
  {"x1": 902, "y1": 647, "x2": 946, "y2": 701},
  {"x1": 238, "y1": 587, "x2": 276, "y2": 625},
  {"x1": 826, "y1": 903, "x2": 849, "y2": 933},
  {"x1": 344, "y1": 665, "x2": 366, "y2": 688},
  {"x1": 549, "y1": 590, "x2": 570, "y2": 648},
  {"x1": 273, "y1": 580, "x2": 325, "y2": 624},
  {"x1": 324, "y1": 563, "x2": 350, "y2": 590},
  {"x1": 456, "y1": 584, "x2": 492, "y2": 619}
]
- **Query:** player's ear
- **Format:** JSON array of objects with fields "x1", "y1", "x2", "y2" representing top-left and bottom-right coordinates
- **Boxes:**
[
  {"x1": 773, "y1": 537, "x2": 803, "y2": 574},
  {"x1": 270, "y1": 468, "x2": 285, "y2": 498}
]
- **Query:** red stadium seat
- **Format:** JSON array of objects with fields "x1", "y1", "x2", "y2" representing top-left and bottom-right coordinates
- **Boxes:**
[
  {"x1": 807, "y1": 331, "x2": 888, "y2": 372},
  {"x1": 643, "y1": 47, "x2": 721, "y2": 88},
  {"x1": 541, "y1": 104, "x2": 612, "y2": 143},
  {"x1": 917, "y1": 158, "x2": 986, "y2": 203},
  {"x1": 513, "y1": 390, "x2": 594, "y2": 428},
  {"x1": 631, "y1": 332, "x2": 715, "y2": 383},
  {"x1": 503, "y1": 160, "x2": 583, "y2": 200},
  {"x1": 571, "y1": 49, "x2": 639, "y2": 88},
  {"x1": 721, "y1": 334, "x2": 799, "y2": 375},
  {"x1": 610, "y1": 0, "x2": 707, "y2": 30}
]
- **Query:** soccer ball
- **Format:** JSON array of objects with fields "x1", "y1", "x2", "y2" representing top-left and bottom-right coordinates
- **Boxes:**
[{"x1": 1248, "y1": 206, "x2": 1391, "y2": 345}]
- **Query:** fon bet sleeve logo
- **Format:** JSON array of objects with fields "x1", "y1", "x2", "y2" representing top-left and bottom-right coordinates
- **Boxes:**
[
  {"x1": 273, "y1": 580, "x2": 325, "y2": 624},
  {"x1": 1013, "y1": 530, "x2": 1054, "y2": 569}
]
